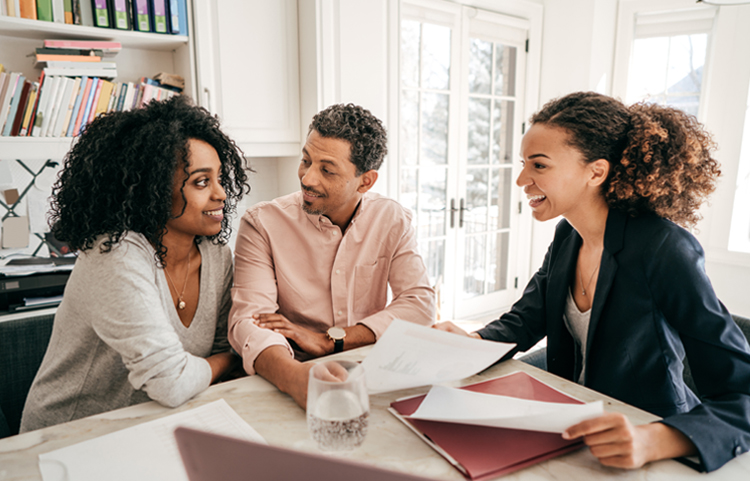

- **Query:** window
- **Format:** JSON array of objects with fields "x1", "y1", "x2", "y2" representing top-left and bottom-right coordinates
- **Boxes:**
[
  {"x1": 398, "y1": 1, "x2": 532, "y2": 320},
  {"x1": 623, "y1": 8, "x2": 714, "y2": 117},
  {"x1": 728, "y1": 82, "x2": 750, "y2": 254}
]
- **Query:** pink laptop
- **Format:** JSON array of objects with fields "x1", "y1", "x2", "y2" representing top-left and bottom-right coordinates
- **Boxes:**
[{"x1": 175, "y1": 426, "x2": 434, "y2": 481}]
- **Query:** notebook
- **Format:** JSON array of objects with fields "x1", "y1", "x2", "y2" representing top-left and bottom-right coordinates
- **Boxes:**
[
  {"x1": 389, "y1": 371, "x2": 586, "y2": 480},
  {"x1": 174, "y1": 426, "x2": 434, "y2": 481}
]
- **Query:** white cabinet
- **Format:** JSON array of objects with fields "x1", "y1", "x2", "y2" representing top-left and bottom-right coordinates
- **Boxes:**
[
  {"x1": 0, "y1": 14, "x2": 194, "y2": 161},
  {"x1": 192, "y1": 0, "x2": 301, "y2": 157}
]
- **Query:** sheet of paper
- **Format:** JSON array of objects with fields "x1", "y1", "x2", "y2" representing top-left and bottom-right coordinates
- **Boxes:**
[
  {"x1": 360, "y1": 319, "x2": 515, "y2": 393},
  {"x1": 0, "y1": 160, "x2": 14, "y2": 189},
  {"x1": 409, "y1": 385, "x2": 604, "y2": 433},
  {"x1": 39, "y1": 399, "x2": 265, "y2": 481},
  {"x1": 28, "y1": 185, "x2": 52, "y2": 234}
]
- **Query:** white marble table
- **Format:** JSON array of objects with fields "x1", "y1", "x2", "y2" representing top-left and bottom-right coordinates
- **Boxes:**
[{"x1": 1, "y1": 348, "x2": 749, "y2": 481}]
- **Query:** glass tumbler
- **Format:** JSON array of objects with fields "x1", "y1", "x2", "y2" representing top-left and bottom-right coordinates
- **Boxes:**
[{"x1": 306, "y1": 360, "x2": 369, "y2": 452}]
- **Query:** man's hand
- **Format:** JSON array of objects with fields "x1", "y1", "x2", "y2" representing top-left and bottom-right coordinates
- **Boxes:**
[
  {"x1": 562, "y1": 412, "x2": 697, "y2": 469},
  {"x1": 432, "y1": 321, "x2": 482, "y2": 339},
  {"x1": 254, "y1": 313, "x2": 331, "y2": 356}
]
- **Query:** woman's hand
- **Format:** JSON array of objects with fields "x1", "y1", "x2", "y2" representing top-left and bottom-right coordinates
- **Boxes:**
[
  {"x1": 562, "y1": 412, "x2": 697, "y2": 469},
  {"x1": 206, "y1": 351, "x2": 241, "y2": 384},
  {"x1": 432, "y1": 321, "x2": 482, "y2": 339},
  {"x1": 254, "y1": 313, "x2": 330, "y2": 356}
]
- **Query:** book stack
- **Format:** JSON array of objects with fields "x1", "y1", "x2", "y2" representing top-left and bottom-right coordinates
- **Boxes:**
[
  {"x1": 35, "y1": 39, "x2": 121, "y2": 79},
  {"x1": 0, "y1": 39, "x2": 182, "y2": 138},
  {"x1": 1, "y1": 0, "x2": 189, "y2": 35}
]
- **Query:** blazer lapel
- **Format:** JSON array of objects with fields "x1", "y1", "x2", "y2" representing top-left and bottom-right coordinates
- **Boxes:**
[
  {"x1": 546, "y1": 226, "x2": 580, "y2": 380},
  {"x1": 583, "y1": 209, "x2": 626, "y2": 382}
]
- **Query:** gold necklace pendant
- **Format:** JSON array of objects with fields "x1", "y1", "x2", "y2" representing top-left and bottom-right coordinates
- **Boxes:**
[{"x1": 165, "y1": 251, "x2": 192, "y2": 311}]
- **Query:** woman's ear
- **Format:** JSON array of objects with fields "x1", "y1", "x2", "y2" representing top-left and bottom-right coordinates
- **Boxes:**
[{"x1": 589, "y1": 159, "x2": 610, "y2": 187}]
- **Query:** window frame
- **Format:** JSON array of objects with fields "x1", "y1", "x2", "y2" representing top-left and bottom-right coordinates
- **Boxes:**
[
  {"x1": 387, "y1": 0, "x2": 543, "y2": 319},
  {"x1": 613, "y1": 0, "x2": 750, "y2": 271}
]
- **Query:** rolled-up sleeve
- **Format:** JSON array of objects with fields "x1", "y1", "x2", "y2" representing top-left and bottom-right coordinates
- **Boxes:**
[{"x1": 228, "y1": 210, "x2": 294, "y2": 375}]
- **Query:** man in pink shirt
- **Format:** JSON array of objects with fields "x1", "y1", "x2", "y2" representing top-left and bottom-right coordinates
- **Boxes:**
[{"x1": 229, "y1": 104, "x2": 436, "y2": 407}]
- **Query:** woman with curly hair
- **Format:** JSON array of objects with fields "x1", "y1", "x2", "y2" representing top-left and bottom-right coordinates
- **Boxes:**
[
  {"x1": 20, "y1": 95, "x2": 249, "y2": 432},
  {"x1": 436, "y1": 92, "x2": 750, "y2": 471}
]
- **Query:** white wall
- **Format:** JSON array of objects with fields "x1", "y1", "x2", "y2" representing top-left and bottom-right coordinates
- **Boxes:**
[{"x1": 297, "y1": 0, "x2": 392, "y2": 196}]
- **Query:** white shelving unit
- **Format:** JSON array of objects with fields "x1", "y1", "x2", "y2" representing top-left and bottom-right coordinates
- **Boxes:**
[{"x1": 0, "y1": 13, "x2": 196, "y2": 162}]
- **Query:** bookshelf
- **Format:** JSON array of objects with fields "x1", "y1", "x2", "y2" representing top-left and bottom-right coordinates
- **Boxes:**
[
  {"x1": 0, "y1": 9, "x2": 197, "y2": 257},
  {"x1": 0, "y1": 12, "x2": 195, "y2": 161},
  {"x1": 0, "y1": 16, "x2": 189, "y2": 48},
  {"x1": 3, "y1": 1, "x2": 305, "y2": 158}
]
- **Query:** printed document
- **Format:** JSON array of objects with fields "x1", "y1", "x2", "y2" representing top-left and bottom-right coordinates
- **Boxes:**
[
  {"x1": 409, "y1": 385, "x2": 604, "y2": 433},
  {"x1": 39, "y1": 399, "x2": 264, "y2": 481},
  {"x1": 361, "y1": 319, "x2": 515, "y2": 393}
]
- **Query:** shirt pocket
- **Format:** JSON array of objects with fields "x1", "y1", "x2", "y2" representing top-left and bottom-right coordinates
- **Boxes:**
[{"x1": 352, "y1": 257, "x2": 389, "y2": 315}]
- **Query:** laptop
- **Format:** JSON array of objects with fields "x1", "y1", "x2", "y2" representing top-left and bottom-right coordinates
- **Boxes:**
[{"x1": 174, "y1": 426, "x2": 435, "y2": 481}]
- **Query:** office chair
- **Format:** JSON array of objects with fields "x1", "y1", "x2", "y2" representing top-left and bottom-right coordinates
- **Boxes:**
[{"x1": 0, "y1": 313, "x2": 55, "y2": 438}]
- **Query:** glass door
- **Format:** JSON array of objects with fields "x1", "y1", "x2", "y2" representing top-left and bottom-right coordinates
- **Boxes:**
[
  {"x1": 454, "y1": 10, "x2": 527, "y2": 318},
  {"x1": 399, "y1": 2, "x2": 529, "y2": 320}
]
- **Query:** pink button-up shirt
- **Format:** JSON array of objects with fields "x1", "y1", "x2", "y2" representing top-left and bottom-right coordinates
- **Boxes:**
[{"x1": 229, "y1": 191, "x2": 436, "y2": 374}]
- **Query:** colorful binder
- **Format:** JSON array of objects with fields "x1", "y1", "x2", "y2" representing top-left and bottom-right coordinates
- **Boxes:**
[
  {"x1": 109, "y1": 0, "x2": 130, "y2": 30},
  {"x1": 91, "y1": 0, "x2": 109, "y2": 27},
  {"x1": 389, "y1": 371, "x2": 586, "y2": 480},
  {"x1": 131, "y1": 0, "x2": 150, "y2": 32},
  {"x1": 149, "y1": 0, "x2": 167, "y2": 33}
]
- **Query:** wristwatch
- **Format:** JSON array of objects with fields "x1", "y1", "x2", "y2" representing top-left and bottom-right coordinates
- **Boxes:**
[{"x1": 326, "y1": 326, "x2": 346, "y2": 353}]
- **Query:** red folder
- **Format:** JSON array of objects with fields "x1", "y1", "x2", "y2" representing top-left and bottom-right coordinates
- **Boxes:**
[{"x1": 389, "y1": 371, "x2": 585, "y2": 480}]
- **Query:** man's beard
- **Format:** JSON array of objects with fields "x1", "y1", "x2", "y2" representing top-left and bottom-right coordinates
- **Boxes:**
[{"x1": 301, "y1": 202, "x2": 324, "y2": 216}]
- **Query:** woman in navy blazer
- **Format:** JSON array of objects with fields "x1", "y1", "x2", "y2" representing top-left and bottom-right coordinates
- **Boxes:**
[{"x1": 436, "y1": 92, "x2": 750, "y2": 472}]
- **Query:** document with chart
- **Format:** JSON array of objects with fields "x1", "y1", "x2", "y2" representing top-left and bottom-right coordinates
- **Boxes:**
[{"x1": 361, "y1": 320, "x2": 515, "y2": 393}]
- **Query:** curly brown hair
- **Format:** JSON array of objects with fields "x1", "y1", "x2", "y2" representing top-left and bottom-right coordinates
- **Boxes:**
[
  {"x1": 308, "y1": 103, "x2": 388, "y2": 175},
  {"x1": 531, "y1": 91, "x2": 719, "y2": 227},
  {"x1": 50, "y1": 95, "x2": 249, "y2": 266}
]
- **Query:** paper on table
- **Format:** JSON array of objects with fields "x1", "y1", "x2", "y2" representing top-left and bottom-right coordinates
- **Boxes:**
[
  {"x1": 360, "y1": 319, "x2": 515, "y2": 393},
  {"x1": 39, "y1": 399, "x2": 265, "y2": 481},
  {"x1": 409, "y1": 385, "x2": 604, "y2": 433}
]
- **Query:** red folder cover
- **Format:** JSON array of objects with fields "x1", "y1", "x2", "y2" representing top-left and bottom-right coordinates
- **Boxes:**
[{"x1": 389, "y1": 371, "x2": 585, "y2": 480}]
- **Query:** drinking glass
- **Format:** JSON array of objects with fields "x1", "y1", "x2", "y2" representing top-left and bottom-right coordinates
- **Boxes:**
[{"x1": 307, "y1": 360, "x2": 369, "y2": 452}]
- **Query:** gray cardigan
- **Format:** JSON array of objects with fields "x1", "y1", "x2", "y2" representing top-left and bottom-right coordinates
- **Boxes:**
[{"x1": 20, "y1": 233, "x2": 232, "y2": 432}]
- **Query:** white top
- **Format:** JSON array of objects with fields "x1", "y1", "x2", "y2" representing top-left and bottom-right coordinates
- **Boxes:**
[
  {"x1": 20, "y1": 233, "x2": 233, "y2": 432},
  {"x1": 564, "y1": 288, "x2": 592, "y2": 384}
]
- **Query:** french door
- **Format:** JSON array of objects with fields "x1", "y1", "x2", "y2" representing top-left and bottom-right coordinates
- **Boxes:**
[{"x1": 399, "y1": 1, "x2": 529, "y2": 320}]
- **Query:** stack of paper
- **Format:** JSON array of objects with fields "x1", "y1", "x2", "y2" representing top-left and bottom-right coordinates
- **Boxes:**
[{"x1": 38, "y1": 399, "x2": 264, "y2": 481}]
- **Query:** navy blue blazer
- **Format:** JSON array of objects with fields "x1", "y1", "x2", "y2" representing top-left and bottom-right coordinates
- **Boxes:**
[{"x1": 477, "y1": 209, "x2": 750, "y2": 472}]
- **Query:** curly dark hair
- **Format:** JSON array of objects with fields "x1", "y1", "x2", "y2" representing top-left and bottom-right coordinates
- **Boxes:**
[
  {"x1": 49, "y1": 95, "x2": 249, "y2": 266},
  {"x1": 531, "y1": 91, "x2": 719, "y2": 227},
  {"x1": 308, "y1": 103, "x2": 388, "y2": 174}
]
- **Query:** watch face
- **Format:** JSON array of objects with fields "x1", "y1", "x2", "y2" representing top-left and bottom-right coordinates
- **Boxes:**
[{"x1": 328, "y1": 326, "x2": 346, "y2": 340}]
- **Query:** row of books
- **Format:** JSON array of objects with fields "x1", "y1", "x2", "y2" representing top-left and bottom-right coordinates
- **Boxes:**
[
  {"x1": 0, "y1": 0, "x2": 188, "y2": 35},
  {"x1": 0, "y1": 68, "x2": 179, "y2": 138}
]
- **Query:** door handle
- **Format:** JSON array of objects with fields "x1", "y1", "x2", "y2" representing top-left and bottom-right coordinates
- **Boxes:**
[
  {"x1": 459, "y1": 198, "x2": 467, "y2": 228},
  {"x1": 450, "y1": 198, "x2": 458, "y2": 229}
]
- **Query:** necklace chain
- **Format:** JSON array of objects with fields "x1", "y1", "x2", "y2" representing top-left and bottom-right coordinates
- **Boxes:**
[
  {"x1": 577, "y1": 261, "x2": 599, "y2": 297},
  {"x1": 164, "y1": 252, "x2": 191, "y2": 310}
]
